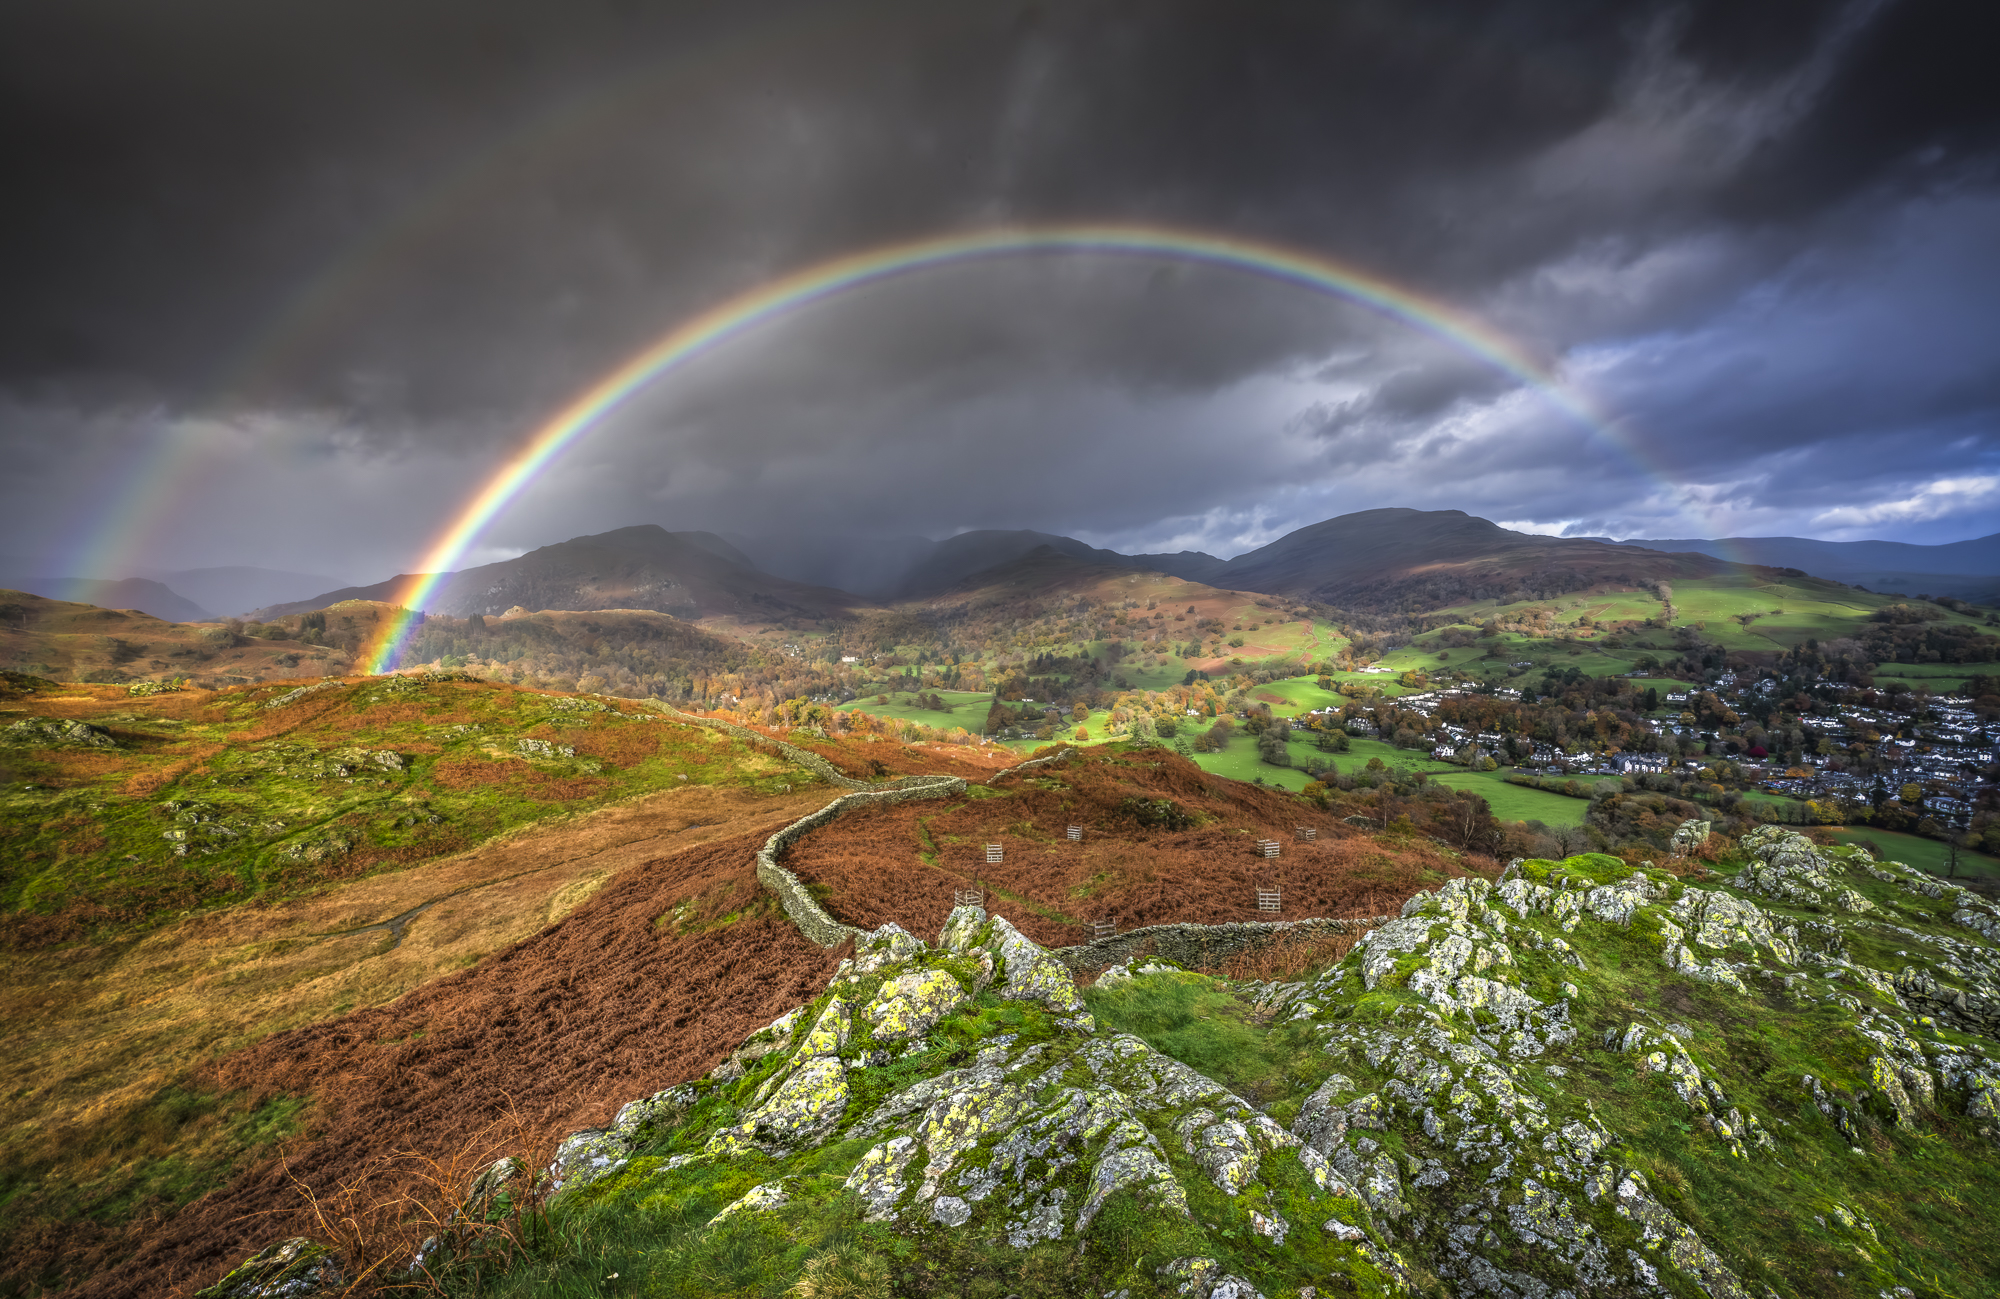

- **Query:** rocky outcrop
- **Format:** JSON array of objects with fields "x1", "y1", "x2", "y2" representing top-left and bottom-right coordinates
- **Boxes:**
[
  {"x1": 192, "y1": 1237, "x2": 342, "y2": 1298},
  {"x1": 208, "y1": 821, "x2": 2000, "y2": 1297},
  {"x1": 261, "y1": 680, "x2": 348, "y2": 710},
  {"x1": 544, "y1": 907, "x2": 1408, "y2": 1295},
  {"x1": 2, "y1": 717, "x2": 117, "y2": 748}
]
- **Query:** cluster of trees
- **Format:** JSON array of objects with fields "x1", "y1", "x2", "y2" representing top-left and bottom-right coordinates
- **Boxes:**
[{"x1": 1856, "y1": 614, "x2": 2000, "y2": 665}]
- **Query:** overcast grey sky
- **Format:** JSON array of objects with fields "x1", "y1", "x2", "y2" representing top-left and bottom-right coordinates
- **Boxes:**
[{"x1": 2, "y1": 0, "x2": 1997, "y2": 582}]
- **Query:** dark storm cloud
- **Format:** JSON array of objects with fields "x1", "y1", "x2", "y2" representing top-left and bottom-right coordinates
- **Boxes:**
[{"x1": 1, "y1": 0, "x2": 1998, "y2": 579}]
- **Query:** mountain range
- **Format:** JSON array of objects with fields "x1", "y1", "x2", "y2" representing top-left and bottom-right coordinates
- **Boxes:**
[
  {"x1": 234, "y1": 508, "x2": 1860, "y2": 627},
  {"x1": 14, "y1": 511, "x2": 2000, "y2": 630},
  {"x1": 250, "y1": 526, "x2": 861, "y2": 626}
]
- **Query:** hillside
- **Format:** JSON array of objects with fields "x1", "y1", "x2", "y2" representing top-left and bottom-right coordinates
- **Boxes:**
[
  {"x1": 0, "y1": 590, "x2": 313, "y2": 685},
  {"x1": 730, "y1": 530, "x2": 1228, "y2": 600},
  {"x1": 1210, "y1": 508, "x2": 1734, "y2": 610},
  {"x1": 176, "y1": 787, "x2": 2000, "y2": 1299},
  {"x1": 253, "y1": 526, "x2": 864, "y2": 628},
  {"x1": 0, "y1": 669, "x2": 1018, "y2": 1294},
  {"x1": 894, "y1": 529, "x2": 1154, "y2": 598},
  {"x1": 889, "y1": 544, "x2": 1337, "y2": 682}
]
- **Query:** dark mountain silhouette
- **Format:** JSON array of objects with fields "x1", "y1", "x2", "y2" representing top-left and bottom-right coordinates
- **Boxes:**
[
  {"x1": 0, "y1": 576, "x2": 212, "y2": 623},
  {"x1": 1121, "y1": 549, "x2": 1231, "y2": 584},
  {"x1": 1208, "y1": 508, "x2": 1730, "y2": 609},
  {"x1": 250, "y1": 526, "x2": 866, "y2": 624},
  {"x1": 136, "y1": 566, "x2": 348, "y2": 617},
  {"x1": 728, "y1": 529, "x2": 1227, "y2": 598},
  {"x1": 893, "y1": 530, "x2": 1150, "y2": 598}
]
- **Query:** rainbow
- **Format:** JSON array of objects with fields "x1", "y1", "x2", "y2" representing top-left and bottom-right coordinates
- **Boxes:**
[{"x1": 364, "y1": 223, "x2": 1633, "y2": 673}]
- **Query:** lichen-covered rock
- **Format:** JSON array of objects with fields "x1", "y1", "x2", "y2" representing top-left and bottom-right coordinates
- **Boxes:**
[
  {"x1": 548, "y1": 1079, "x2": 697, "y2": 1191},
  {"x1": 1607, "y1": 1170, "x2": 1749, "y2": 1299},
  {"x1": 846, "y1": 921, "x2": 927, "y2": 975},
  {"x1": 1735, "y1": 825, "x2": 1872, "y2": 913},
  {"x1": 863, "y1": 966, "x2": 970, "y2": 1042},
  {"x1": 939, "y1": 906, "x2": 1093, "y2": 1028},
  {"x1": 533, "y1": 848, "x2": 2000, "y2": 1298},
  {"x1": 194, "y1": 1237, "x2": 342, "y2": 1298},
  {"x1": 709, "y1": 1181, "x2": 789, "y2": 1224},
  {"x1": 3, "y1": 717, "x2": 118, "y2": 748},
  {"x1": 707, "y1": 1055, "x2": 848, "y2": 1155}
]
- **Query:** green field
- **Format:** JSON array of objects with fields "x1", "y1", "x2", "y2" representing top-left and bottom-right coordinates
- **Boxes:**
[
  {"x1": 1182, "y1": 736, "x2": 1317, "y2": 791},
  {"x1": 1832, "y1": 826, "x2": 2000, "y2": 879},
  {"x1": 834, "y1": 687, "x2": 994, "y2": 734},
  {"x1": 1414, "y1": 572, "x2": 1994, "y2": 684},
  {"x1": 1422, "y1": 768, "x2": 1589, "y2": 825},
  {"x1": 1246, "y1": 677, "x2": 1346, "y2": 715},
  {"x1": 1867, "y1": 662, "x2": 1978, "y2": 691}
]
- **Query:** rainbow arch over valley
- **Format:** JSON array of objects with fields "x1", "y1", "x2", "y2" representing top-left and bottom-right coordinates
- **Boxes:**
[{"x1": 364, "y1": 223, "x2": 1645, "y2": 673}]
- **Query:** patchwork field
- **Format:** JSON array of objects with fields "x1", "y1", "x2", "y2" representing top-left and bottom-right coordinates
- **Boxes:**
[{"x1": 1411, "y1": 571, "x2": 1993, "y2": 683}]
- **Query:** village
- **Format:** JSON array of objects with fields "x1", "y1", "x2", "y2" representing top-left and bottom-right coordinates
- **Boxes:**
[{"x1": 1291, "y1": 667, "x2": 1993, "y2": 835}]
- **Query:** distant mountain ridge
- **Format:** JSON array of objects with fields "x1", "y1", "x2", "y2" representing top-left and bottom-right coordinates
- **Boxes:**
[
  {"x1": 0, "y1": 577, "x2": 212, "y2": 623},
  {"x1": 0, "y1": 565, "x2": 345, "y2": 621},
  {"x1": 1621, "y1": 533, "x2": 2000, "y2": 603},
  {"x1": 244, "y1": 512, "x2": 2000, "y2": 628},
  {"x1": 1201, "y1": 509, "x2": 1728, "y2": 608},
  {"x1": 737, "y1": 529, "x2": 1230, "y2": 598},
  {"x1": 250, "y1": 526, "x2": 865, "y2": 624},
  {"x1": 137, "y1": 566, "x2": 350, "y2": 617}
]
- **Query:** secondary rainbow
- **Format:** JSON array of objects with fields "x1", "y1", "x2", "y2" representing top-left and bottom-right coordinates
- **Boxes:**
[{"x1": 365, "y1": 223, "x2": 1631, "y2": 672}]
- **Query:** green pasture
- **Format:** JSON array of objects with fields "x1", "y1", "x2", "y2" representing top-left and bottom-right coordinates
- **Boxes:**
[
  {"x1": 1434, "y1": 573, "x2": 1992, "y2": 665},
  {"x1": 1245, "y1": 677, "x2": 1347, "y2": 716},
  {"x1": 1422, "y1": 768, "x2": 1590, "y2": 826},
  {"x1": 835, "y1": 687, "x2": 995, "y2": 734},
  {"x1": 1832, "y1": 827, "x2": 2000, "y2": 879},
  {"x1": 1867, "y1": 662, "x2": 1977, "y2": 691},
  {"x1": 1183, "y1": 736, "x2": 1317, "y2": 791}
]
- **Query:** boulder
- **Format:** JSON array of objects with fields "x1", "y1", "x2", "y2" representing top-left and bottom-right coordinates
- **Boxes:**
[{"x1": 193, "y1": 1238, "x2": 342, "y2": 1299}]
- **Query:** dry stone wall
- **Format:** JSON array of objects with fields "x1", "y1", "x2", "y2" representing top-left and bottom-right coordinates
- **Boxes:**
[
  {"x1": 629, "y1": 713, "x2": 1376, "y2": 968},
  {"x1": 754, "y1": 780, "x2": 967, "y2": 949},
  {"x1": 1049, "y1": 916, "x2": 1387, "y2": 972}
]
